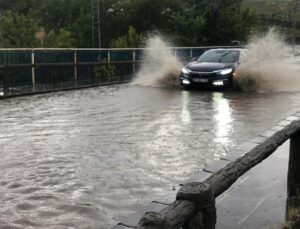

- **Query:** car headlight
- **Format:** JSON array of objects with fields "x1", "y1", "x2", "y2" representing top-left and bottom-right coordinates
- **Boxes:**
[
  {"x1": 218, "y1": 68, "x2": 233, "y2": 75},
  {"x1": 182, "y1": 79, "x2": 191, "y2": 85},
  {"x1": 182, "y1": 67, "x2": 191, "y2": 74}
]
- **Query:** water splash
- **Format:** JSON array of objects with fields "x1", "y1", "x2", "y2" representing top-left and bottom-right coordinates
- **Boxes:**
[
  {"x1": 235, "y1": 29, "x2": 300, "y2": 92},
  {"x1": 132, "y1": 36, "x2": 183, "y2": 87}
]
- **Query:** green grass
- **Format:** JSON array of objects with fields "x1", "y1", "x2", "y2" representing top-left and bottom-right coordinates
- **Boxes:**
[{"x1": 282, "y1": 208, "x2": 300, "y2": 229}]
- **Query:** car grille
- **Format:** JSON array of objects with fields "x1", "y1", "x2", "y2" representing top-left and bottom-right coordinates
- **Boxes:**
[{"x1": 190, "y1": 72, "x2": 215, "y2": 78}]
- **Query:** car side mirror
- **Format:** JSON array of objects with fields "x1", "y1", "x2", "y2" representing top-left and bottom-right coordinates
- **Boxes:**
[{"x1": 191, "y1": 57, "x2": 197, "y2": 61}]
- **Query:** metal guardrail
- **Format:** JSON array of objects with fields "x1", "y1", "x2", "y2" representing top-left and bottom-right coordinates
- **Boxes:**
[
  {"x1": 0, "y1": 61, "x2": 134, "y2": 97},
  {"x1": 0, "y1": 46, "x2": 241, "y2": 98},
  {"x1": 113, "y1": 116, "x2": 300, "y2": 229}
]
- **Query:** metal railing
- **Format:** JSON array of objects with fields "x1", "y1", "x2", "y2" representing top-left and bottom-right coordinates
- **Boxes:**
[{"x1": 0, "y1": 46, "x2": 241, "y2": 98}]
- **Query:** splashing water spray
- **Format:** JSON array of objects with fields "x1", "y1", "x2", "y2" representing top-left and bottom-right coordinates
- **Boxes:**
[
  {"x1": 133, "y1": 30, "x2": 300, "y2": 92},
  {"x1": 235, "y1": 29, "x2": 300, "y2": 92},
  {"x1": 132, "y1": 36, "x2": 183, "y2": 87}
]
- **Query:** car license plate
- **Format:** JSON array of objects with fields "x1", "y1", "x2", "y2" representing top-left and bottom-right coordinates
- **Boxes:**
[{"x1": 193, "y1": 78, "x2": 208, "y2": 83}]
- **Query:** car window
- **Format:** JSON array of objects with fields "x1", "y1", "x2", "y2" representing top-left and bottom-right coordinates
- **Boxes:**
[
  {"x1": 220, "y1": 51, "x2": 239, "y2": 63},
  {"x1": 197, "y1": 50, "x2": 240, "y2": 63}
]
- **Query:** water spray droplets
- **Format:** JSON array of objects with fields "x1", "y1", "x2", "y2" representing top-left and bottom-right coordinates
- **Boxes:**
[
  {"x1": 235, "y1": 29, "x2": 300, "y2": 93},
  {"x1": 133, "y1": 36, "x2": 183, "y2": 88}
]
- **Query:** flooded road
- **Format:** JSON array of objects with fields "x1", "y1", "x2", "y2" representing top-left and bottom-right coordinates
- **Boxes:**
[{"x1": 0, "y1": 84, "x2": 300, "y2": 228}]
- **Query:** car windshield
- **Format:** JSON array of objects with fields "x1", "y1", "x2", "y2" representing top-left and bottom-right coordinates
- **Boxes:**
[{"x1": 197, "y1": 50, "x2": 240, "y2": 63}]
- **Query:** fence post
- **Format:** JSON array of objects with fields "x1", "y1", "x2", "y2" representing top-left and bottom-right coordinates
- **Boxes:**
[
  {"x1": 74, "y1": 50, "x2": 77, "y2": 87},
  {"x1": 177, "y1": 183, "x2": 216, "y2": 229},
  {"x1": 31, "y1": 50, "x2": 36, "y2": 92},
  {"x1": 133, "y1": 49, "x2": 136, "y2": 75},
  {"x1": 0, "y1": 66, "x2": 5, "y2": 97},
  {"x1": 287, "y1": 130, "x2": 300, "y2": 212},
  {"x1": 107, "y1": 50, "x2": 111, "y2": 83},
  {"x1": 108, "y1": 50, "x2": 111, "y2": 63}
]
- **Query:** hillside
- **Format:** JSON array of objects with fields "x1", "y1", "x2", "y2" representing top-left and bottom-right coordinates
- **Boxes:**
[{"x1": 243, "y1": 0, "x2": 300, "y2": 39}]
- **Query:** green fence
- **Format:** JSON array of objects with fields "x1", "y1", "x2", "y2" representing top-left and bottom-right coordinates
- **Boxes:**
[{"x1": 0, "y1": 46, "x2": 239, "y2": 97}]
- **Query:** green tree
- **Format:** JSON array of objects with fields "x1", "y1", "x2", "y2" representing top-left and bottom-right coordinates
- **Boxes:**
[
  {"x1": 44, "y1": 29, "x2": 74, "y2": 48},
  {"x1": 0, "y1": 0, "x2": 260, "y2": 48},
  {"x1": 169, "y1": 5, "x2": 206, "y2": 46},
  {"x1": 110, "y1": 26, "x2": 144, "y2": 48},
  {"x1": 202, "y1": 0, "x2": 258, "y2": 45},
  {"x1": 0, "y1": 11, "x2": 38, "y2": 47}
]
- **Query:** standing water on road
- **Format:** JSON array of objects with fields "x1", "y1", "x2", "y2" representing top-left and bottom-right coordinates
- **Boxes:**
[{"x1": 1, "y1": 85, "x2": 300, "y2": 228}]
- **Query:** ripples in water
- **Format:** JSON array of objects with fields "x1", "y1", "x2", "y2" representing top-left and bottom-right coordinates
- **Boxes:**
[{"x1": 0, "y1": 84, "x2": 300, "y2": 228}]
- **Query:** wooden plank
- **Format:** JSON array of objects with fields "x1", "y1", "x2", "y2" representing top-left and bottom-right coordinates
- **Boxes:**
[{"x1": 288, "y1": 130, "x2": 300, "y2": 198}]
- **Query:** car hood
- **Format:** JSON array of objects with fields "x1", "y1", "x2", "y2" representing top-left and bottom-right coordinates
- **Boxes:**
[{"x1": 186, "y1": 62, "x2": 235, "y2": 72}]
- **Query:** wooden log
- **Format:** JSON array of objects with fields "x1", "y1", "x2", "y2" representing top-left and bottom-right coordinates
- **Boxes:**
[
  {"x1": 207, "y1": 121, "x2": 300, "y2": 197},
  {"x1": 136, "y1": 200, "x2": 195, "y2": 229},
  {"x1": 286, "y1": 129, "x2": 300, "y2": 220},
  {"x1": 136, "y1": 212, "x2": 165, "y2": 229},
  {"x1": 137, "y1": 183, "x2": 216, "y2": 229},
  {"x1": 182, "y1": 212, "x2": 204, "y2": 229},
  {"x1": 288, "y1": 129, "x2": 300, "y2": 198},
  {"x1": 177, "y1": 183, "x2": 216, "y2": 229}
]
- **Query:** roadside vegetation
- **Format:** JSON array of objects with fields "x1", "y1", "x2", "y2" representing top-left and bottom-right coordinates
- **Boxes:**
[
  {"x1": 243, "y1": 0, "x2": 300, "y2": 42},
  {"x1": 283, "y1": 208, "x2": 300, "y2": 229},
  {"x1": 0, "y1": 0, "x2": 298, "y2": 48},
  {"x1": 0, "y1": 0, "x2": 259, "y2": 48}
]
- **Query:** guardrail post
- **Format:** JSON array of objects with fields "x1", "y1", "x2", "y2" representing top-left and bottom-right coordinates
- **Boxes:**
[
  {"x1": 287, "y1": 130, "x2": 300, "y2": 212},
  {"x1": 133, "y1": 50, "x2": 136, "y2": 75},
  {"x1": 177, "y1": 183, "x2": 216, "y2": 229},
  {"x1": 31, "y1": 50, "x2": 36, "y2": 92},
  {"x1": 74, "y1": 50, "x2": 78, "y2": 87},
  {"x1": 0, "y1": 66, "x2": 5, "y2": 97},
  {"x1": 108, "y1": 50, "x2": 111, "y2": 63}
]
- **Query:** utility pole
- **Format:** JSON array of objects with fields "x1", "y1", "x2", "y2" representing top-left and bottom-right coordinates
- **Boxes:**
[
  {"x1": 97, "y1": 0, "x2": 101, "y2": 48},
  {"x1": 293, "y1": 0, "x2": 299, "y2": 54},
  {"x1": 91, "y1": 0, "x2": 94, "y2": 48},
  {"x1": 91, "y1": 0, "x2": 101, "y2": 48}
]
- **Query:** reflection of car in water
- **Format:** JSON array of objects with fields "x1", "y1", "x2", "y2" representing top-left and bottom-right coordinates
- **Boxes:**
[{"x1": 180, "y1": 48, "x2": 248, "y2": 89}]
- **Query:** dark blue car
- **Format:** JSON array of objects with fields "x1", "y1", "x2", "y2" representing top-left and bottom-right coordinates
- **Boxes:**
[{"x1": 180, "y1": 48, "x2": 248, "y2": 89}]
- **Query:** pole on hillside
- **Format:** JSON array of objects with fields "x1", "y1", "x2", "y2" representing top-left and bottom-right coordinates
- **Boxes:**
[
  {"x1": 293, "y1": 0, "x2": 300, "y2": 54},
  {"x1": 97, "y1": 0, "x2": 101, "y2": 48},
  {"x1": 91, "y1": 0, "x2": 94, "y2": 48}
]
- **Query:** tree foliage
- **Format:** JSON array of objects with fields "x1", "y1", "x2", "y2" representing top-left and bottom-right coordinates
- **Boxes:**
[
  {"x1": 110, "y1": 26, "x2": 144, "y2": 48},
  {"x1": 0, "y1": 0, "x2": 259, "y2": 48},
  {"x1": 0, "y1": 11, "x2": 38, "y2": 47}
]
